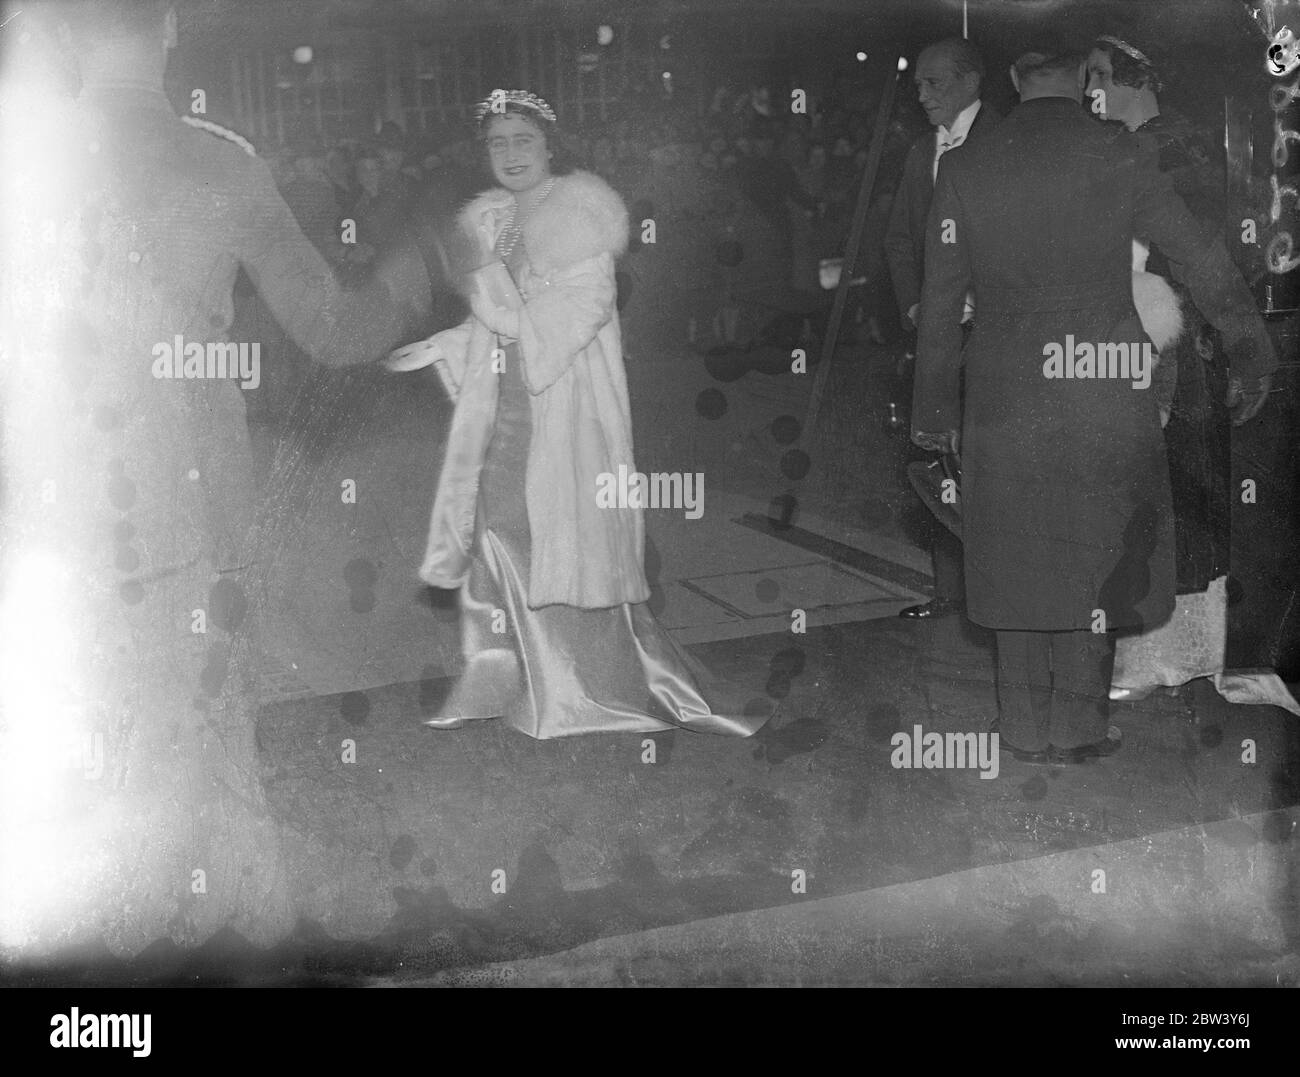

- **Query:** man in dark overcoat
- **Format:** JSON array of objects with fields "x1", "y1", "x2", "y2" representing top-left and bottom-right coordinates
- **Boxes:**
[
  {"x1": 911, "y1": 47, "x2": 1276, "y2": 761},
  {"x1": 884, "y1": 36, "x2": 1001, "y2": 619}
]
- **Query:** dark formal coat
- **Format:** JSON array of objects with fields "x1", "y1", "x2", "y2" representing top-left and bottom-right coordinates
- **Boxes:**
[
  {"x1": 912, "y1": 96, "x2": 1276, "y2": 633},
  {"x1": 1133, "y1": 112, "x2": 1236, "y2": 595},
  {"x1": 883, "y1": 101, "x2": 1002, "y2": 322}
]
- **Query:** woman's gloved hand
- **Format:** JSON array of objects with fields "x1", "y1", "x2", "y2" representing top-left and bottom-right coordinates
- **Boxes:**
[
  {"x1": 469, "y1": 291, "x2": 520, "y2": 340},
  {"x1": 468, "y1": 259, "x2": 523, "y2": 341}
]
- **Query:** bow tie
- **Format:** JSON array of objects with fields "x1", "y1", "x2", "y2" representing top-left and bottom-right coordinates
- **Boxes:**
[{"x1": 938, "y1": 132, "x2": 965, "y2": 153}]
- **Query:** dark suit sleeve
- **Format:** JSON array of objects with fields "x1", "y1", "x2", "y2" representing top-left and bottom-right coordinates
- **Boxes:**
[
  {"x1": 1131, "y1": 150, "x2": 1277, "y2": 385},
  {"x1": 912, "y1": 159, "x2": 971, "y2": 436},
  {"x1": 884, "y1": 142, "x2": 925, "y2": 322},
  {"x1": 236, "y1": 157, "x2": 427, "y2": 367}
]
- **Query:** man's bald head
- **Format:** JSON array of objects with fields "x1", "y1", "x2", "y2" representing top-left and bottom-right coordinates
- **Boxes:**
[
  {"x1": 914, "y1": 37, "x2": 985, "y2": 130},
  {"x1": 919, "y1": 38, "x2": 986, "y2": 84},
  {"x1": 1011, "y1": 48, "x2": 1087, "y2": 103}
]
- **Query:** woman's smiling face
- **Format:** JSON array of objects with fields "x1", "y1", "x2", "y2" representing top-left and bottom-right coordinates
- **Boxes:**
[
  {"x1": 1085, "y1": 47, "x2": 1145, "y2": 125},
  {"x1": 483, "y1": 112, "x2": 552, "y2": 193}
]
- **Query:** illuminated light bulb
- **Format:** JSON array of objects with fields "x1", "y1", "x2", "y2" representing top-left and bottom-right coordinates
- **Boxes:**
[
  {"x1": 292, "y1": 45, "x2": 313, "y2": 64},
  {"x1": 597, "y1": 24, "x2": 614, "y2": 46},
  {"x1": 856, "y1": 51, "x2": 868, "y2": 62},
  {"x1": 897, "y1": 57, "x2": 909, "y2": 72}
]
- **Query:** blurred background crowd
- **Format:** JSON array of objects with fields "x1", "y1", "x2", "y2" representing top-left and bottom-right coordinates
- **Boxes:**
[
  {"x1": 263, "y1": 75, "x2": 921, "y2": 325},
  {"x1": 244, "y1": 72, "x2": 930, "y2": 417}
]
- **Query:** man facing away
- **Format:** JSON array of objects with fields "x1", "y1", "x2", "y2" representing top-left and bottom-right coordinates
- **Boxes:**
[
  {"x1": 0, "y1": 0, "x2": 429, "y2": 955},
  {"x1": 884, "y1": 37, "x2": 1000, "y2": 620},
  {"x1": 910, "y1": 47, "x2": 1276, "y2": 763}
]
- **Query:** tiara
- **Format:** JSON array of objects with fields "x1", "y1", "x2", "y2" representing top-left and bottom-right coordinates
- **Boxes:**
[
  {"x1": 1097, "y1": 35, "x2": 1154, "y2": 67},
  {"x1": 473, "y1": 89, "x2": 557, "y2": 125}
]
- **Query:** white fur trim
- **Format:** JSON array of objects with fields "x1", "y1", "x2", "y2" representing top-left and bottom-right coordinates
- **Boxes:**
[
  {"x1": 1132, "y1": 270, "x2": 1183, "y2": 354},
  {"x1": 1131, "y1": 238, "x2": 1150, "y2": 273},
  {"x1": 457, "y1": 170, "x2": 629, "y2": 275}
]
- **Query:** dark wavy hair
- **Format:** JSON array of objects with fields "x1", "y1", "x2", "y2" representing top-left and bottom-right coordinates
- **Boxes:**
[{"x1": 1093, "y1": 36, "x2": 1163, "y2": 95}]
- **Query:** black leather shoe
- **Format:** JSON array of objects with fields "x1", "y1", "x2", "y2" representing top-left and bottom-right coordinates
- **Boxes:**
[
  {"x1": 1051, "y1": 727, "x2": 1123, "y2": 764},
  {"x1": 898, "y1": 597, "x2": 963, "y2": 619},
  {"x1": 997, "y1": 736, "x2": 1053, "y2": 764}
]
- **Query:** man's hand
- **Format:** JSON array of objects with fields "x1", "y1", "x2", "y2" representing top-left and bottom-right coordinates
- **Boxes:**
[
  {"x1": 1226, "y1": 373, "x2": 1273, "y2": 426},
  {"x1": 911, "y1": 428, "x2": 959, "y2": 455},
  {"x1": 383, "y1": 339, "x2": 439, "y2": 372}
]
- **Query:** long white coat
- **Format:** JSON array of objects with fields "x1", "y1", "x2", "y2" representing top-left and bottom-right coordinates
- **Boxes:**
[{"x1": 393, "y1": 170, "x2": 649, "y2": 609}]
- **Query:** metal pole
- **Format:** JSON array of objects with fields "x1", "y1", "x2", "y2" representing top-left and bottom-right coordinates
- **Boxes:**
[{"x1": 801, "y1": 53, "x2": 900, "y2": 446}]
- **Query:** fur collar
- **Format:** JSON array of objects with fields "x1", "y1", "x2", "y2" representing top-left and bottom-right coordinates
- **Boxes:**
[{"x1": 458, "y1": 170, "x2": 629, "y2": 274}]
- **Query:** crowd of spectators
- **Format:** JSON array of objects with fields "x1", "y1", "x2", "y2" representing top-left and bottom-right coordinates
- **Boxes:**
[
  {"x1": 251, "y1": 75, "x2": 930, "y2": 373},
  {"x1": 233, "y1": 74, "x2": 931, "y2": 423}
]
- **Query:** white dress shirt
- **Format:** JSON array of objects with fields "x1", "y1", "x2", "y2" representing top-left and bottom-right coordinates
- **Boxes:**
[{"x1": 933, "y1": 98, "x2": 983, "y2": 182}]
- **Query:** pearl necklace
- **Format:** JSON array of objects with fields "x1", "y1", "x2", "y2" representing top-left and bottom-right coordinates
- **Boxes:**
[{"x1": 496, "y1": 178, "x2": 557, "y2": 261}]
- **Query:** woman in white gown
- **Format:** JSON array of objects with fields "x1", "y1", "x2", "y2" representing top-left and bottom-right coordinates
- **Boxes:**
[{"x1": 387, "y1": 90, "x2": 767, "y2": 739}]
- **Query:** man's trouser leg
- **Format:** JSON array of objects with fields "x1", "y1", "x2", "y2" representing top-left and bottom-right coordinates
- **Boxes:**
[
  {"x1": 1049, "y1": 629, "x2": 1114, "y2": 751},
  {"x1": 929, "y1": 359, "x2": 965, "y2": 605},
  {"x1": 994, "y1": 629, "x2": 1053, "y2": 752},
  {"x1": 932, "y1": 525, "x2": 965, "y2": 603}
]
